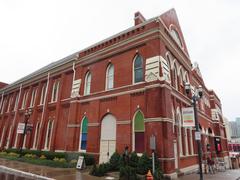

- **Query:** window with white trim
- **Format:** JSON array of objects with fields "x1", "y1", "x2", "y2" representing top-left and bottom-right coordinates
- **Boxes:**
[
  {"x1": 21, "y1": 90, "x2": 29, "y2": 109},
  {"x1": 40, "y1": 84, "x2": 46, "y2": 105},
  {"x1": 14, "y1": 93, "x2": 19, "y2": 111},
  {"x1": 7, "y1": 96, "x2": 13, "y2": 112},
  {"x1": 1, "y1": 98, "x2": 6, "y2": 114},
  {"x1": 84, "y1": 72, "x2": 91, "y2": 95},
  {"x1": 170, "y1": 28, "x2": 183, "y2": 48},
  {"x1": 133, "y1": 54, "x2": 144, "y2": 83},
  {"x1": 30, "y1": 88, "x2": 37, "y2": 107},
  {"x1": 106, "y1": 64, "x2": 114, "y2": 90},
  {"x1": 44, "y1": 120, "x2": 54, "y2": 150},
  {"x1": 173, "y1": 64, "x2": 178, "y2": 90},
  {"x1": 51, "y1": 80, "x2": 60, "y2": 102}
]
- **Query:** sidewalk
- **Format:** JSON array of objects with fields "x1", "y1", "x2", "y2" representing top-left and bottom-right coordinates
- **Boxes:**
[
  {"x1": 178, "y1": 169, "x2": 240, "y2": 180},
  {"x1": 0, "y1": 158, "x2": 102, "y2": 180}
]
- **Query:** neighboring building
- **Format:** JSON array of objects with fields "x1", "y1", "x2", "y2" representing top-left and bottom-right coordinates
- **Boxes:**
[
  {"x1": 224, "y1": 117, "x2": 231, "y2": 142},
  {"x1": 230, "y1": 118, "x2": 240, "y2": 138},
  {"x1": 0, "y1": 9, "x2": 229, "y2": 178}
]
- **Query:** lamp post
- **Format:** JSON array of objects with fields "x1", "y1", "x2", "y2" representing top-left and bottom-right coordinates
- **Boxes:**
[
  {"x1": 19, "y1": 108, "x2": 32, "y2": 157},
  {"x1": 184, "y1": 82, "x2": 203, "y2": 180}
]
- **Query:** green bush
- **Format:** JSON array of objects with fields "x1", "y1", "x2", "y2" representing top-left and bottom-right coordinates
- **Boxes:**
[
  {"x1": 129, "y1": 152, "x2": 139, "y2": 168},
  {"x1": 136, "y1": 153, "x2": 152, "y2": 175},
  {"x1": 89, "y1": 163, "x2": 109, "y2": 177},
  {"x1": 119, "y1": 165, "x2": 138, "y2": 180},
  {"x1": 109, "y1": 152, "x2": 121, "y2": 171},
  {"x1": 153, "y1": 168, "x2": 164, "y2": 180}
]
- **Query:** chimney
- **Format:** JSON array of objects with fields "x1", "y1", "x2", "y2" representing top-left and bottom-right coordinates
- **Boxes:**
[{"x1": 134, "y1": 11, "x2": 146, "y2": 26}]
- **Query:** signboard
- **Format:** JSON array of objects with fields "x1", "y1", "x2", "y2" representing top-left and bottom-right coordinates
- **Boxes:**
[
  {"x1": 76, "y1": 156, "x2": 85, "y2": 170},
  {"x1": 71, "y1": 79, "x2": 81, "y2": 98},
  {"x1": 195, "y1": 131, "x2": 201, "y2": 140},
  {"x1": 150, "y1": 135, "x2": 156, "y2": 150},
  {"x1": 17, "y1": 123, "x2": 25, "y2": 134},
  {"x1": 26, "y1": 124, "x2": 33, "y2": 132},
  {"x1": 182, "y1": 107, "x2": 195, "y2": 127}
]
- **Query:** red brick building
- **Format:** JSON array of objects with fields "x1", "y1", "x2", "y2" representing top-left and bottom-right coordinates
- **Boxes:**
[{"x1": 0, "y1": 9, "x2": 229, "y2": 178}]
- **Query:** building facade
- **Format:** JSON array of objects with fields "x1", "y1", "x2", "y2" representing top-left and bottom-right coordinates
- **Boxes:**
[{"x1": 0, "y1": 9, "x2": 229, "y2": 178}]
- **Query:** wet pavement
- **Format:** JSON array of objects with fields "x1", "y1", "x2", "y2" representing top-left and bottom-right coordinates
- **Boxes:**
[
  {"x1": 0, "y1": 158, "x2": 104, "y2": 180},
  {"x1": 1, "y1": 158, "x2": 239, "y2": 180},
  {"x1": 178, "y1": 169, "x2": 240, "y2": 180}
]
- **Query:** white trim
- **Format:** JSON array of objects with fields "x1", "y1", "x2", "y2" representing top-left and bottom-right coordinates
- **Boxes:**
[
  {"x1": 88, "y1": 122, "x2": 100, "y2": 127},
  {"x1": 51, "y1": 80, "x2": 60, "y2": 103},
  {"x1": 67, "y1": 124, "x2": 81, "y2": 128},
  {"x1": 116, "y1": 120, "x2": 131, "y2": 125},
  {"x1": 184, "y1": 128, "x2": 189, "y2": 156},
  {"x1": 190, "y1": 128, "x2": 194, "y2": 155},
  {"x1": 5, "y1": 126, "x2": 12, "y2": 149},
  {"x1": 132, "y1": 54, "x2": 144, "y2": 85},
  {"x1": 32, "y1": 122, "x2": 40, "y2": 149},
  {"x1": 78, "y1": 116, "x2": 88, "y2": 152},
  {"x1": 44, "y1": 120, "x2": 54, "y2": 150},
  {"x1": 0, "y1": 126, "x2": 6, "y2": 147},
  {"x1": 22, "y1": 134, "x2": 27, "y2": 149},
  {"x1": 105, "y1": 64, "x2": 114, "y2": 90},
  {"x1": 144, "y1": 117, "x2": 173, "y2": 123},
  {"x1": 179, "y1": 164, "x2": 198, "y2": 175}
]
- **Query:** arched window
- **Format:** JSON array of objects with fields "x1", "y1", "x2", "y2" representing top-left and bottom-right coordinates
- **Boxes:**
[
  {"x1": 173, "y1": 63, "x2": 178, "y2": 90},
  {"x1": 133, "y1": 111, "x2": 145, "y2": 153},
  {"x1": 170, "y1": 28, "x2": 183, "y2": 48},
  {"x1": 44, "y1": 120, "x2": 54, "y2": 150},
  {"x1": 106, "y1": 64, "x2": 114, "y2": 90},
  {"x1": 84, "y1": 71, "x2": 91, "y2": 95},
  {"x1": 80, "y1": 117, "x2": 88, "y2": 151},
  {"x1": 176, "y1": 108, "x2": 183, "y2": 156},
  {"x1": 133, "y1": 55, "x2": 143, "y2": 83}
]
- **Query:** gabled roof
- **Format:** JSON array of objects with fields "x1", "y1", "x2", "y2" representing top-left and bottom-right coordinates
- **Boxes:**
[{"x1": 160, "y1": 8, "x2": 190, "y2": 56}]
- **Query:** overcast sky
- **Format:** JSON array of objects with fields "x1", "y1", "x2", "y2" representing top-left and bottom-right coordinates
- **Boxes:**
[{"x1": 0, "y1": 0, "x2": 239, "y2": 121}]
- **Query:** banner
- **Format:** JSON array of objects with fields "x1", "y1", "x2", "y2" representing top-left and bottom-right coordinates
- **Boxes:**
[{"x1": 182, "y1": 107, "x2": 195, "y2": 127}]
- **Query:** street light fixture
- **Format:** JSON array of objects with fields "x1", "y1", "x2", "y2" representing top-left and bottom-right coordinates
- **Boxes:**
[
  {"x1": 184, "y1": 82, "x2": 203, "y2": 180},
  {"x1": 19, "y1": 108, "x2": 32, "y2": 157}
]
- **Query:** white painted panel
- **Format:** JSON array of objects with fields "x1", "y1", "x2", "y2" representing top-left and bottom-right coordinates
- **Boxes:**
[{"x1": 101, "y1": 114, "x2": 116, "y2": 140}]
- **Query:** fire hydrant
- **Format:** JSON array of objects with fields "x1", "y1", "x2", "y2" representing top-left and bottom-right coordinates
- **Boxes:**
[{"x1": 146, "y1": 170, "x2": 153, "y2": 180}]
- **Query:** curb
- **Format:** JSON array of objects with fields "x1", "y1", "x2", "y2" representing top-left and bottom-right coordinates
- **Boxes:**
[{"x1": 0, "y1": 165, "x2": 55, "y2": 180}]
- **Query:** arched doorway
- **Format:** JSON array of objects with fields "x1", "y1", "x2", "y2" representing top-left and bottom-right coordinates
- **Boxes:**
[{"x1": 99, "y1": 114, "x2": 116, "y2": 163}]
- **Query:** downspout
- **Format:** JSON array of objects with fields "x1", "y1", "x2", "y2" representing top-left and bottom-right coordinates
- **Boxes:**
[
  {"x1": 64, "y1": 61, "x2": 76, "y2": 151},
  {"x1": 38, "y1": 72, "x2": 50, "y2": 149}
]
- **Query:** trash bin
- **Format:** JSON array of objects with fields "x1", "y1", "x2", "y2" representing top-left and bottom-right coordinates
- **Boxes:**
[{"x1": 231, "y1": 157, "x2": 239, "y2": 169}]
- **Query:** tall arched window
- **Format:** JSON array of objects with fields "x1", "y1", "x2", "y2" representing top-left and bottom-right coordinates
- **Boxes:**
[
  {"x1": 133, "y1": 111, "x2": 145, "y2": 153},
  {"x1": 133, "y1": 55, "x2": 143, "y2": 83},
  {"x1": 170, "y1": 28, "x2": 183, "y2": 48},
  {"x1": 84, "y1": 71, "x2": 91, "y2": 95},
  {"x1": 44, "y1": 120, "x2": 54, "y2": 150},
  {"x1": 79, "y1": 117, "x2": 88, "y2": 151},
  {"x1": 106, "y1": 64, "x2": 114, "y2": 90},
  {"x1": 173, "y1": 63, "x2": 178, "y2": 90},
  {"x1": 176, "y1": 109, "x2": 183, "y2": 156}
]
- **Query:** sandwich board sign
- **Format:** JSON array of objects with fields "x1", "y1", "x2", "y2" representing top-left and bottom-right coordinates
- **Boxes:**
[
  {"x1": 76, "y1": 156, "x2": 85, "y2": 170},
  {"x1": 182, "y1": 107, "x2": 195, "y2": 127}
]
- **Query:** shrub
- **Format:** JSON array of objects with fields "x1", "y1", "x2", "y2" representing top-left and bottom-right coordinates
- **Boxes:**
[
  {"x1": 41, "y1": 151, "x2": 65, "y2": 160},
  {"x1": 129, "y1": 152, "x2": 139, "y2": 168},
  {"x1": 136, "y1": 153, "x2": 151, "y2": 175},
  {"x1": 8, "y1": 152, "x2": 19, "y2": 157},
  {"x1": 0, "y1": 151, "x2": 7, "y2": 155},
  {"x1": 24, "y1": 154, "x2": 37, "y2": 159},
  {"x1": 65, "y1": 152, "x2": 95, "y2": 166},
  {"x1": 119, "y1": 165, "x2": 138, "y2": 180},
  {"x1": 40, "y1": 155, "x2": 46, "y2": 159},
  {"x1": 109, "y1": 152, "x2": 121, "y2": 171},
  {"x1": 70, "y1": 159, "x2": 77, "y2": 164},
  {"x1": 89, "y1": 163, "x2": 109, "y2": 177},
  {"x1": 153, "y1": 168, "x2": 164, "y2": 180}
]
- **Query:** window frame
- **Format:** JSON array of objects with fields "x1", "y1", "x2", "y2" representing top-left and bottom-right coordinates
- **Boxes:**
[
  {"x1": 133, "y1": 54, "x2": 144, "y2": 84},
  {"x1": 105, "y1": 64, "x2": 114, "y2": 90},
  {"x1": 84, "y1": 71, "x2": 91, "y2": 95}
]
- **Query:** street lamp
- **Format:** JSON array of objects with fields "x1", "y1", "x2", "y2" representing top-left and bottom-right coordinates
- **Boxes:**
[
  {"x1": 19, "y1": 108, "x2": 32, "y2": 157},
  {"x1": 184, "y1": 82, "x2": 203, "y2": 180}
]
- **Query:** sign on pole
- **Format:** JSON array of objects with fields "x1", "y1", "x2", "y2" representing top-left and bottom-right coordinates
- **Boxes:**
[
  {"x1": 182, "y1": 107, "x2": 195, "y2": 127},
  {"x1": 195, "y1": 131, "x2": 201, "y2": 140},
  {"x1": 17, "y1": 123, "x2": 25, "y2": 134}
]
